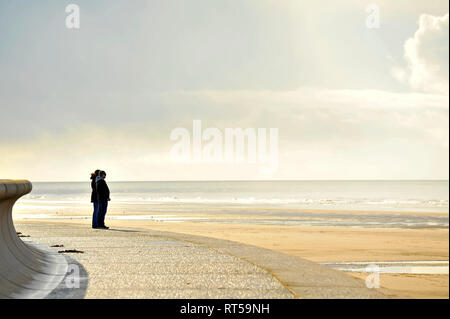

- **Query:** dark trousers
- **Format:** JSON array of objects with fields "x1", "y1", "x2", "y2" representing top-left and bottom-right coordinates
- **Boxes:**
[
  {"x1": 98, "y1": 200, "x2": 108, "y2": 227},
  {"x1": 92, "y1": 202, "x2": 99, "y2": 228}
]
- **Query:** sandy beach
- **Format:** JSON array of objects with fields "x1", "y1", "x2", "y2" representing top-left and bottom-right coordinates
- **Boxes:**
[{"x1": 15, "y1": 206, "x2": 449, "y2": 299}]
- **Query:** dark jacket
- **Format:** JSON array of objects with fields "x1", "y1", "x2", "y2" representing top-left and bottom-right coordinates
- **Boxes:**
[
  {"x1": 90, "y1": 179, "x2": 98, "y2": 203},
  {"x1": 96, "y1": 178, "x2": 110, "y2": 202}
]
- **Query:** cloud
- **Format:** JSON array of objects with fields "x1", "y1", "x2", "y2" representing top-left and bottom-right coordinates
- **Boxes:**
[
  {"x1": 393, "y1": 13, "x2": 449, "y2": 94},
  {"x1": 1, "y1": 87, "x2": 447, "y2": 181},
  {"x1": 0, "y1": 2, "x2": 449, "y2": 180}
]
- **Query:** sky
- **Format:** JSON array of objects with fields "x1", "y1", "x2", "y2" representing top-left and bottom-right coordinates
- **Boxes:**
[{"x1": 0, "y1": 0, "x2": 448, "y2": 181}]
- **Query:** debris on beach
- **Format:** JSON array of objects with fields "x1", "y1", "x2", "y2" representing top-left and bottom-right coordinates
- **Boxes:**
[
  {"x1": 50, "y1": 244, "x2": 64, "y2": 248},
  {"x1": 58, "y1": 249, "x2": 84, "y2": 254}
]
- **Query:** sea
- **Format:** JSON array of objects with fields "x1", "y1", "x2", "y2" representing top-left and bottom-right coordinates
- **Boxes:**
[{"x1": 14, "y1": 180, "x2": 449, "y2": 229}]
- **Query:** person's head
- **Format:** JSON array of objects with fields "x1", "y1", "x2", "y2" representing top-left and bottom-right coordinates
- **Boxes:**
[
  {"x1": 99, "y1": 171, "x2": 107, "y2": 179},
  {"x1": 90, "y1": 169, "x2": 101, "y2": 180}
]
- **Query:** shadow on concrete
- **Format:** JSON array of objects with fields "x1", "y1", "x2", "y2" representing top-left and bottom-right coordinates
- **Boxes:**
[
  {"x1": 45, "y1": 255, "x2": 88, "y2": 299},
  {"x1": 105, "y1": 228, "x2": 142, "y2": 233}
]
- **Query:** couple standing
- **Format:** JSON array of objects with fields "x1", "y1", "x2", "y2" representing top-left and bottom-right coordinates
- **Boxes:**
[{"x1": 90, "y1": 170, "x2": 110, "y2": 229}]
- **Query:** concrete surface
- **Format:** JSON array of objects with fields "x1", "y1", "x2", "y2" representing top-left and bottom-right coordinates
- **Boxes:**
[{"x1": 16, "y1": 221, "x2": 387, "y2": 299}]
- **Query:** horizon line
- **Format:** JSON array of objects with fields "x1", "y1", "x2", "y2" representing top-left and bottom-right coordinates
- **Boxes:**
[{"x1": 29, "y1": 179, "x2": 450, "y2": 183}]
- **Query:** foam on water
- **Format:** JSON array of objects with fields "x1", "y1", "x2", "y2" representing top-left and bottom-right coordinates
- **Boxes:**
[
  {"x1": 14, "y1": 181, "x2": 449, "y2": 229},
  {"x1": 20, "y1": 180, "x2": 449, "y2": 212}
]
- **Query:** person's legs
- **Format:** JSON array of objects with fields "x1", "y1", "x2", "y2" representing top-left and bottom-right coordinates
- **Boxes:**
[
  {"x1": 92, "y1": 202, "x2": 99, "y2": 228},
  {"x1": 98, "y1": 200, "x2": 108, "y2": 227}
]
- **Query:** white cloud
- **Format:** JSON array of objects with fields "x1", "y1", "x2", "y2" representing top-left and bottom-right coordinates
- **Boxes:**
[
  {"x1": 1, "y1": 87, "x2": 447, "y2": 181},
  {"x1": 394, "y1": 13, "x2": 449, "y2": 94},
  {"x1": 1, "y1": 2, "x2": 449, "y2": 181}
]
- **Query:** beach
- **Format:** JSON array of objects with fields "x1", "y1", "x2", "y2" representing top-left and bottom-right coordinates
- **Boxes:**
[
  {"x1": 13, "y1": 180, "x2": 449, "y2": 299},
  {"x1": 14, "y1": 207, "x2": 449, "y2": 299}
]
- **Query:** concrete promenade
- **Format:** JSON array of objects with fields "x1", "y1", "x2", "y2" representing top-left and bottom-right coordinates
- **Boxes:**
[
  {"x1": 2, "y1": 178, "x2": 386, "y2": 299},
  {"x1": 16, "y1": 221, "x2": 386, "y2": 299}
]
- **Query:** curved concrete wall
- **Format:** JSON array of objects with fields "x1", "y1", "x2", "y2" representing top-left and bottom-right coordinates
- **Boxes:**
[{"x1": 0, "y1": 180, "x2": 68, "y2": 299}]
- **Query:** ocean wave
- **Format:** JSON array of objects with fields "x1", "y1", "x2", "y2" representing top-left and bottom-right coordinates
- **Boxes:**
[
  {"x1": 18, "y1": 196, "x2": 449, "y2": 208},
  {"x1": 120, "y1": 197, "x2": 449, "y2": 207}
]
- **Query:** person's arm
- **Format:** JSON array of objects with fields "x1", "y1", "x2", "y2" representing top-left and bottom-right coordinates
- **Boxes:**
[{"x1": 96, "y1": 180, "x2": 106, "y2": 199}]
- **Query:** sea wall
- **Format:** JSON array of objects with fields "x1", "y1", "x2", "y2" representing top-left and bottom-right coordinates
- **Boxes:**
[{"x1": 0, "y1": 180, "x2": 67, "y2": 298}]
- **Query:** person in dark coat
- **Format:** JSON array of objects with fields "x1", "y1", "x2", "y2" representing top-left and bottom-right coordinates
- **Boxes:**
[
  {"x1": 95, "y1": 170, "x2": 110, "y2": 229},
  {"x1": 90, "y1": 169, "x2": 101, "y2": 228}
]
